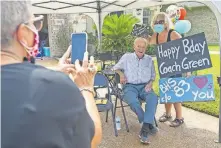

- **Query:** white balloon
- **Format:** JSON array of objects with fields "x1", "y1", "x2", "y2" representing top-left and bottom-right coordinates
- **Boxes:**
[{"x1": 166, "y1": 5, "x2": 180, "y2": 23}]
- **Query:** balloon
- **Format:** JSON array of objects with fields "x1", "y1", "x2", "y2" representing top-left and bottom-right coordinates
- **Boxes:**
[
  {"x1": 179, "y1": 7, "x2": 187, "y2": 20},
  {"x1": 174, "y1": 20, "x2": 191, "y2": 34},
  {"x1": 166, "y1": 5, "x2": 180, "y2": 23}
]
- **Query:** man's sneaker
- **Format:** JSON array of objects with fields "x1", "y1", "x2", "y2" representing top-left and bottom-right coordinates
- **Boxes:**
[
  {"x1": 139, "y1": 129, "x2": 150, "y2": 144},
  {"x1": 149, "y1": 124, "x2": 159, "y2": 135}
]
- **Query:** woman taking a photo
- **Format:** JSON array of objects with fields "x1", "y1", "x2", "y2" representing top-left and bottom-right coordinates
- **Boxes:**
[{"x1": 1, "y1": 1, "x2": 102, "y2": 148}]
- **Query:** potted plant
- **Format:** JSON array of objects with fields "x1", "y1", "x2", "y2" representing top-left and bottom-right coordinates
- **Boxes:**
[{"x1": 100, "y1": 14, "x2": 139, "y2": 57}]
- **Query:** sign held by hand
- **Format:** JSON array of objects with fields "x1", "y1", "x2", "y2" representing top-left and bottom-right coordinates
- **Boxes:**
[
  {"x1": 159, "y1": 74, "x2": 215, "y2": 104},
  {"x1": 155, "y1": 32, "x2": 212, "y2": 78},
  {"x1": 131, "y1": 24, "x2": 149, "y2": 38}
]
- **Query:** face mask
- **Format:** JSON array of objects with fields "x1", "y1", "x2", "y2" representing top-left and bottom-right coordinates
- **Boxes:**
[
  {"x1": 153, "y1": 24, "x2": 164, "y2": 33},
  {"x1": 20, "y1": 26, "x2": 39, "y2": 58}
]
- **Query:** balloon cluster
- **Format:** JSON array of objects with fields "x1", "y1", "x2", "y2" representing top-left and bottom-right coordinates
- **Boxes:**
[{"x1": 166, "y1": 5, "x2": 191, "y2": 34}]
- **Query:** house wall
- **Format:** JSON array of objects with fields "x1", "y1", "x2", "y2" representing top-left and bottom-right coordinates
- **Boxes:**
[
  {"x1": 185, "y1": 6, "x2": 219, "y2": 44},
  {"x1": 47, "y1": 14, "x2": 73, "y2": 57},
  {"x1": 47, "y1": 14, "x2": 94, "y2": 57}
]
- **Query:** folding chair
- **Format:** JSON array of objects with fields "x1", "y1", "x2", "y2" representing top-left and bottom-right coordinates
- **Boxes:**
[
  {"x1": 94, "y1": 72, "x2": 118, "y2": 137},
  {"x1": 112, "y1": 73, "x2": 158, "y2": 131},
  {"x1": 95, "y1": 52, "x2": 117, "y2": 94},
  {"x1": 95, "y1": 52, "x2": 116, "y2": 71}
]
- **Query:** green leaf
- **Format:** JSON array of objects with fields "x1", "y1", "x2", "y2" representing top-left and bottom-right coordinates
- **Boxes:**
[{"x1": 101, "y1": 14, "x2": 139, "y2": 53}]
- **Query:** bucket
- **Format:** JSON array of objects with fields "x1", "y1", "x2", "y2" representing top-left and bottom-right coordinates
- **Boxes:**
[
  {"x1": 43, "y1": 47, "x2": 50, "y2": 57},
  {"x1": 36, "y1": 46, "x2": 44, "y2": 57}
]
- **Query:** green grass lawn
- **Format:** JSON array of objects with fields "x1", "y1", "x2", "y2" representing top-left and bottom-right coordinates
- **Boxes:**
[
  {"x1": 152, "y1": 54, "x2": 220, "y2": 117},
  {"x1": 208, "y1": 45, "x2": 220, "y2": 51}
]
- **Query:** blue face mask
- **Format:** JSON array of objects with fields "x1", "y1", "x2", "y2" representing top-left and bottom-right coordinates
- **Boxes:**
[{"x1": 153, "y1": 24, "x2": 164, "y2": 33}]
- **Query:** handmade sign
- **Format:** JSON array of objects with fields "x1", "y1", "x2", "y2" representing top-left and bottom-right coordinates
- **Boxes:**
[
  {"x1": 156, "y1": 32, "x2": 212, "y2": 78},
  {"x1": 159, "y1": 74, "x2": 215, "y2": 104},
  {"x1": 131, "y1": 24, "x2": 149, "y2": 38}
]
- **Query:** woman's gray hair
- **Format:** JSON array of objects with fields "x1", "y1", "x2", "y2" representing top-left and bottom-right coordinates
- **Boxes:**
[
  {"x1": 1, "y1": 1, "x2": 32, "y2": 49},
  {"x1": 151, "y1": 12, "x2": 174, "y2": 31}
]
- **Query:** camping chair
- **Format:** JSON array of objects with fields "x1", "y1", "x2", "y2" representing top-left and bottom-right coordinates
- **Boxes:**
[
  {"x1": 94, "y1": 72, "x2": 118, "y2": 137},
  {"x1": 113, "y1": 73, "x2": 158, "y2": 131}
]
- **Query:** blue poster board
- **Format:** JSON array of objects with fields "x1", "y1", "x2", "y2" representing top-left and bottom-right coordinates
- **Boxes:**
[
  {"x1": 71, "y1": 32, "x2": 87, "y2": 63},
  {"x1": 159, "y1": 74, "x2": 215, "y2": 104}
]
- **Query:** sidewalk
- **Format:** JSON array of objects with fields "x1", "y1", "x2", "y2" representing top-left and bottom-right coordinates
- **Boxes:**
[{"x1": 99, "y1": 103, "x2": 220, "y2": 148}]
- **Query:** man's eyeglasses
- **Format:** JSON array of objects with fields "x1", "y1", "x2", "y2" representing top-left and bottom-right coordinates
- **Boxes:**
[
  {"x1": 24, "y1": 15, "x2": 44, "y2": 31},
  {"x1": 154, "y1": 20, "x2": 165, "y2": 25}
]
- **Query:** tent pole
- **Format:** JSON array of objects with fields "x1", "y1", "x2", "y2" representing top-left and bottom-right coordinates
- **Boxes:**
[
  {"x1": 215, "y1": 29, "x2": 221, "y2": 143},
  {"x1": 215, "y1": 10, "x2": 221, "y2": 144},
  {"x1": 217, "y1": 29, "x2": 221, "y2": 143},
  {"x1": 97, "y1": 0, "x2": 102, "y2": 52},
  {"x1": 213, "y1": 2, "x2": 221, "y2": 144}
]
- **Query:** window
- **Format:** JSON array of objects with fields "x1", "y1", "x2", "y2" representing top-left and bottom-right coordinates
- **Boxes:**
[
  {"x1": 143, "y1": 8, "x2": 151, "y2": 26},
  {"x1": 143, "y1": 18, "x2": 149, "y2": 25},
  {"x1": 125, "y1": 9, "x2": 133, "y2": 15},
  {"x1": 143, "y1": 9, "x2": 150, "y2": 16},
  {"x1": 110, "y1": 11, "x2": 124, "y2": 17}
]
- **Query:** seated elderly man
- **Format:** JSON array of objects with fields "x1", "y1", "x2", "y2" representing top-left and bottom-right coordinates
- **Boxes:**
[{"x1": 113, "y1": 37, "x2": 158, "y2": 144}]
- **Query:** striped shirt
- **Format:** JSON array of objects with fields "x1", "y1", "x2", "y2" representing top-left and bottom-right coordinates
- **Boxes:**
[{"x1": 113, "y1": 52, "x2": 156, "y2": 84}]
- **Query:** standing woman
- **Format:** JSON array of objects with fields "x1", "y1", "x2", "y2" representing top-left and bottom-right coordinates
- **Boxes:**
[{"x1": 148, "y1": 12, "x2": 191, "y2": 127}]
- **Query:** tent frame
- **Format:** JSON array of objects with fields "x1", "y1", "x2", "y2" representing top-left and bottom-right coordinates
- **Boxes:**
[{"x1": 32, "y1": 0, "x2": 137, "y2": 11}]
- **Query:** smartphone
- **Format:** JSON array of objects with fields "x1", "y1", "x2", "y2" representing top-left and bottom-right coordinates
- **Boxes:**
[{"x1": 71, "y1": 32, "x2": 88, "y2": 64}]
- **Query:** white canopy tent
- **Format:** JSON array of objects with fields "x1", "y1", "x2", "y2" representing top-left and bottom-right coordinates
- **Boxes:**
[
  {"x1": 31, "y1": 0, "x2": 221, "y2": 47},
  {"x1": 31, "y1": 0, "x2": 172, "y2": 45},
  {"x1": 31, "y1": 0, "x2": 221, "y2": 142}
]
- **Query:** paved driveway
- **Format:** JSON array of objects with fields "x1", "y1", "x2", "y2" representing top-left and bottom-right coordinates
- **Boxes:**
[{"x1": 98, "y1": 103, "x2": 220, "y2": 148}]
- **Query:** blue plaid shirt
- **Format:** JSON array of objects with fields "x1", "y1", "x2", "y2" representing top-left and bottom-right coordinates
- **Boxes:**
[{"x1": 113, "y1": 52, "x2": 156, "y2": 84}]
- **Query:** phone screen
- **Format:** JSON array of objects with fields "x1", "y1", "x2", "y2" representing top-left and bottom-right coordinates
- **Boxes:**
[{"x1": 71, "y1": 33, "x2": 87, "y2": 64}]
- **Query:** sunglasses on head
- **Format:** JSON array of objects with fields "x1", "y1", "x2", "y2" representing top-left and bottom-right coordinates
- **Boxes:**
[
  {"x1": 154, "y1": 20, "x2": 165, "y2": 25},
  {"x1": 24, "y1": 15, "x2": 44, "y2": 31}
]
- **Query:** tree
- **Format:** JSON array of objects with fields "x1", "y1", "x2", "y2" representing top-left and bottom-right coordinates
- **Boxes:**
[{"x1": 101, "y1": 14, "x2": 140, "y2": 54}]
